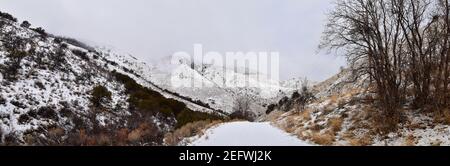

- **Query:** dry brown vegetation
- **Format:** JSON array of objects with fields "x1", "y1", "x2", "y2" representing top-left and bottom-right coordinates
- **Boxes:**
[
  {"x1": 347, "y1": 136, "x2": 373, "y2": 146},
  {"x1": 434, "y1": 108, "x2": 450, "y2": 125},
  {"x1": 310, "y1": 131, "x2": 335, "y2": 146},
  {"x1": 329, "y1": 95, "x2": 339, "y2": 105},
  {"x1": 164, "y1": 120, "x2": 224, "y2": 146},
  {"x1": 305, "y1": 117, "x2": 344, "y2": 145},
  {"x1": 403, "y1": 134, "x2": 417, "y2": 146},
  {"x1": 301, "y1": 109, "x2": 312, "y2": 121},
  {"x1": 328, "y1": 117, "x2": 344, "y2": 133},
  {"x1": 272, "y1": 92, "x2": 381, "y2": 146},
  {"x1": 266, "y1": 110, "x2": 284, "y2": 122}
]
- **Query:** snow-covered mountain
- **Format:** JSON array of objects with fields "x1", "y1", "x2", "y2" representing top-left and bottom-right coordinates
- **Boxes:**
[
  {"x1": 140, "y1": 56, "x2": 304, "y2": 117},
  {"x1": 0, "y1": 12, "x2": 224, "y2": 145}
]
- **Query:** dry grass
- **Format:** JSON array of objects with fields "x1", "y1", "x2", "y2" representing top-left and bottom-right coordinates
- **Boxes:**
[
  {"x1": 96, "y1": 133, "x2": 112, "y2": 145},
  {"x1": 272, "y1": 109, "x2": 312, "y2": 134},
  {"x1": 266, "y1": 110, "x2": 284, "y2": 122},
  {"x1": 310, "y1": 131, "x2": 335, "y2": 145},
  {"x1": 329, "y1": 95, "x2": 339, "y2": 104},
  {"x1": 403, "y1": 134, "x2": 416, "y2": 146},
  {"x1": 432, "y1": 108, "x2": 450, "y2": 125},
  {"x1": 270, "y1": 109, "x2": 313, "y2": 141},
  {"x1": 358, "y1": 106, "x2": 373, "y2": 121},
  {"x1": 301, "y1": 109, "x2": 312, "y2": 121},
  {"x1": 347, "y1": 137, "x2": 373, "y2": 146},
  {"x1": 343, "y1": 132, "x2": 373, "y2": 146},
  {"x1": 128, "y1": 129, "x2": 143, "y2": 142},
  {"x1": 294, "y1": 128, "x2": 306, "y2": 139},
  {"x1": 116, "y1": 128, "x2": 129, "y2": 144},
  {"x1": 370, "y1": 108, "x2": 403, "y2": 134},
  {"x1": 308, "y1": 124, "x2": 322, "y2": 132},
  {"x1": 444, "y1": 110, "x2": 450, "y2": 125},
  {"x1": 302, "y1": 113, "x2": 338, "y2": 145},
  {"x1": 437, "y1": 108, "x2": 450, "y2": 124},
  {"x1": 407, "y1": 122, "x2": 424, "y2": 130},
  {"x1": 328, "y1": 117, "x2": 344, "y2": 133},
  {"x1": 164, "y1": 120, "x2": 223, "y2": 146},
  {"x1": 48, "y1": 127, "x2": 65, "y2": 138},
  {"x1": 283, "y1": 116, "x2": 298, "y2": 133}
]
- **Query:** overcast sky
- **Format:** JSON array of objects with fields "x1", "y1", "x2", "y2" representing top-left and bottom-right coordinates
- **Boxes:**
[{"x1": 0, "y1": 0, "x2": 345, "y2": 81}]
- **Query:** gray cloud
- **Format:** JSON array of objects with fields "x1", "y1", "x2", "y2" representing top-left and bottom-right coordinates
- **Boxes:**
[{"x1": 0, "y1": 0, "x2": 346, "y2": 81}]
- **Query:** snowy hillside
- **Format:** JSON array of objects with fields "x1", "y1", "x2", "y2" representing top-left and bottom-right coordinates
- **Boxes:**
[
  {"x1": 267, "y1": 69, "x2": 450, "y2": 146},
  {"x1": 95, "y1": 48, "x2": 226, "y2": 115},
  {"x1": 0, "y1": 12, "x2": 223, "y2": 145},
  {"x1": 145, "y1": 57, "x2": 305, "y2": 116}
]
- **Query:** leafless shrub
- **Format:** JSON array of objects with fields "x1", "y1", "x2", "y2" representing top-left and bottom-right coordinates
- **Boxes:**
[{"x1": 231, "y1": 96, "x2": 256, "y2": 121}]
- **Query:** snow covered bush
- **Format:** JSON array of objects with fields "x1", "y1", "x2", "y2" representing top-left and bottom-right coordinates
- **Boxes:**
[
  {"x1": 37, "y1": 106, "x2": 58, "y2": 120},
  {"x1": 31, "y1": 27, "x2": 47, "y2": 36},
  {"x1": 0, "y1": 96, "x2": 5, "y2": 105},
  {"x1": 90, "y1": 85, "x2": 112, "y2": 108},
  {"x1": 71, "y1": 49, "x2": 89, "y2": 61},
  {"x1": 55, "y1": 36, "x2": 95, "y2": 52},
  {"x1": 266, "y1": 104, "x2": 277, "y2": 114},
  {"x1": 20, "y1": 21, "x2": 31, "y2": 28},
  {"x1": 294, "y1": 83, "x2": 315, "y2": 110},
  {"x1": 0, "y1": 11, "x2": 17, "y2": 22},
  {"x1": 266, "y1": 80, "x2": 315, "y2": 114}
]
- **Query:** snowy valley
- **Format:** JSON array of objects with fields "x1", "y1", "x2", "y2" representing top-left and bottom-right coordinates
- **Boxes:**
[
  {"x1": 1, "y1": 8, "x2": 449, "y2": 147},
  {"x1": 0, "y1": 11, "x2": 305, "y2": 145}
]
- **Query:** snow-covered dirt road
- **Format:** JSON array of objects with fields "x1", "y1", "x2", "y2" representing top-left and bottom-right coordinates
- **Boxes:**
[{"x1": 189, "y1": 121, "x2": 312, "y2": 146}]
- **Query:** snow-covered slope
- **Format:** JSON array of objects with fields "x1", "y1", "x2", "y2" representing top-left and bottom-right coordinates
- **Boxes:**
[
  {"x1": 145, "y1": 57, "x2": 305, "y2": 116},
  {"x1": 0, "y1": 12, "x2": 222, "y2": 145},
  {"x1": 189, "y1": 121, "x2": 312, "y2": 146},
  {"x1": 96, "y1": 48, "x2": 226, "y2": 115}
]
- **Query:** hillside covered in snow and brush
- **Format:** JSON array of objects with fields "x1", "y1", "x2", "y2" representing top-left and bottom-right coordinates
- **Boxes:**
[
  {"x1": 267, "y1": 68, "x2": 450, "y2": 146},
  {"x1": 0, "y1": 11, "x2": 228, "y2": 145}
]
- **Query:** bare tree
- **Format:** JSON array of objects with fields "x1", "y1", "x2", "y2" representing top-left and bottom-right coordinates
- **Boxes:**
[
  {"x1": 321, "y1": 0, "x2": 449, "y2": 131},
  {"x1": 391, "y1": 0, "x2": 450, "y2": 109},
  {"x1": 393, "y1": 0, "x2": 439, "y2": 108},
  {"x1": 433, "y1": 0, "x2": 450, "y2": 108},
  {"x1": 231, "y1": 96, "x2": 255, "y2": 121},
  {"x1": 321, "y1": 0, "x2": 407, "y2": 127}
]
